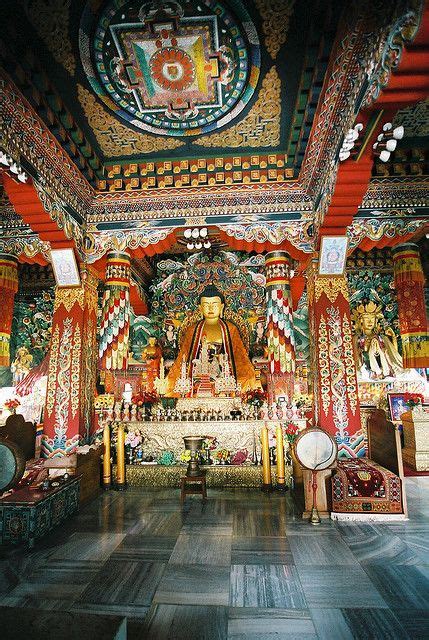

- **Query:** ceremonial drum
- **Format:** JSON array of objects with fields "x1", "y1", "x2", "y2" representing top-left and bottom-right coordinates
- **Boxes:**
[{"x1": 0, "y1": 439, "x2": 26, "y2": 492}]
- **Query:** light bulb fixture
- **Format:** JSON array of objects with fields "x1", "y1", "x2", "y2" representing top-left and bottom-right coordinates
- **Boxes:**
[
  {"x1": 9, "y1": 162, "x2": 19, "y2": 174},
  {"x1": 200, "y1": 227, "x2": 208, "y2": 238},
  {"x1": 203, "y1": 240, "x2": 211, "y2": 248},
  {"x1": 379, "y1": 150, "x2": 391, "y2": 162},
  {"x1": 338, "y1": 122, "x2": 363, "y2": 161},
  {"x1": 374, "y1": 123, "x2": 404, "y2": 163},
  {"x1": 195, "y1": 241, "x2": 202, "y2": 249},
  {"x1": 186, "y1": 242, "x2": 194, "y2": 250},
  {"x1": 0, "y1": 151, "x2": 9, "y2": 166},
  {"x1": 382, "y1": 122, "x2": 392, "y2": 132},
  {"x1": 17, "y1": 171, "x2": 27, "y2": 183},
  {"x1": 191, "y1": 228, "x2": 199, "y2": 239},
  {"x1": 184, "y1": 228, "x2": 192, "y2": 239}
]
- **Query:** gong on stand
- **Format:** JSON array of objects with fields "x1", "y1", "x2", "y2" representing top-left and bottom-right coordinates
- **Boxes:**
[{"x1": 293, "y1": 428, "x2": 338, "y2": 525}]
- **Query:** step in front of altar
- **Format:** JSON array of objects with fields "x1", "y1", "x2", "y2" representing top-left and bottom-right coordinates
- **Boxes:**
[{"x1": 113, "y1": 464, "x2": 293, "y2": 488}]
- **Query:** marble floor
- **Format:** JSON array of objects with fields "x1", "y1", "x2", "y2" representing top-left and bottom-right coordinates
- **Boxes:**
[{"x1": 1, "y1": 477, "x2": 429, "y2": 639}]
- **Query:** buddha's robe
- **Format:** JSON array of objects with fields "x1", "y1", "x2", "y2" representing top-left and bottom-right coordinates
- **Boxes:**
[{"x1": 166, "y1": 319, "x2": 258, "y2": 396}]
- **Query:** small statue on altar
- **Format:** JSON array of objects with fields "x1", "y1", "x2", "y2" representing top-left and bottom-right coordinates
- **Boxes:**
[
  {"x1": 141, "y1": 337, "x2": 162, "y2": 391},
  {"x1": 353, "y1": 301, "x2": 403, "y2": 379},
  {"x1": 11, "y1": 346, "x2": 33, "y2": 386},
  {"x1": 160, "y1": 319, "x2": 178, "y2": 362},
  {"x1": 166, "y1": 284, "x2": 259, "y2": 396}
]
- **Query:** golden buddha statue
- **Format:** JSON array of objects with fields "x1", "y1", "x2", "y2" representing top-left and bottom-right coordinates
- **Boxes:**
[
  {"x1": 353, "y1": 301, "x2": 403, "y2": 379},
  {"x1": 166, "y1": 284, "x2": 259, "y2": 396}
]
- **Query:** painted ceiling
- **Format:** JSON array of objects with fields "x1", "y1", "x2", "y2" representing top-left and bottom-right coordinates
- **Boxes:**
[{"x1": 1, "y1": 0, "x2": 340, "y2": 183}]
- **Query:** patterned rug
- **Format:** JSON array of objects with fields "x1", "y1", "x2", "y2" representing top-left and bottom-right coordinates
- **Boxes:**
[{"x1": 332, "y1": 458, "x2": 403, "y2": 514}]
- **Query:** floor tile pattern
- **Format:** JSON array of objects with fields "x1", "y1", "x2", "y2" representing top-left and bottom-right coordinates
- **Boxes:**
[{"x1": 1, "y1": 478, "x2": 429, "y2": 638}]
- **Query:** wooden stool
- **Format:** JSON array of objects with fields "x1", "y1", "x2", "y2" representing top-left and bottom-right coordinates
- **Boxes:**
[{"x1": 180, "y1": 473, "x2": 207, "y2": 504}]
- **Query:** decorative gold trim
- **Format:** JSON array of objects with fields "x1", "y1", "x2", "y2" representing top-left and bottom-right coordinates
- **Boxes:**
[
  {"x1": 54, "y1": 287, "x2": 85, "y2": 313},
  {"x1": 77, "y1": 85, "x2": 185, "y2": 156},
  {"x1": 315, "y1": 276, "x2": 349, "y2": 303},
  {"x1": 255, "y1": 0, "x2": 295, "y2": 59},
  {"x1": 46, "y1": 325, "x2": 60, "y2": 417},
  {"x1": 194, "y1": 67, "x2": 281, "y2": 148}
]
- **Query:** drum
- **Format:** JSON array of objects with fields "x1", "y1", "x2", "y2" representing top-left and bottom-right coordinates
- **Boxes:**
[{"x1": 0, "y1": 438, "x2": 26, "y2": 493}]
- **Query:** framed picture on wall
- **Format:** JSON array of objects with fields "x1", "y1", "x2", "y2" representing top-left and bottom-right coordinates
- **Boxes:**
[
  {"x1": 50, "y1": 248, "x2": 81, "y2": 287},
  {"x1": 387, "y1": 393, "x2": 408, "y2": 422},
  {"x1": 318, "y1": 236, "x2": 348, "y2": 276}
]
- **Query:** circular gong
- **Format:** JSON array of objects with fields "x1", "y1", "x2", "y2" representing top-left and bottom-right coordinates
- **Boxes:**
[
  {"x1": 294, "y1": 428, "x2": 337, "y2": 471},
  {"x1": 0, "y1": 438, "x2": 26, "y2": 492}
]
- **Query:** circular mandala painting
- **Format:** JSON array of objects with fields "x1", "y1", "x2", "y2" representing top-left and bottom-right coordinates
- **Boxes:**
[{"x1": 80, "y1": 0, "x2": 260, "y2": 137}]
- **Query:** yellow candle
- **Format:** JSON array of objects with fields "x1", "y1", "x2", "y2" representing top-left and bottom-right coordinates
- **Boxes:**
[
  {"x1": 116, "y1": 422, "x2": 126, "y2": 488},
  {"x1": 276, "y1": 425, "x2": 285, "y2": 486},
  {"x1": 102, "y1": 422, "x2": 111, "y2": 489},
  {"x1": 261, "y1": 424, "x2": 272, "y2": 488}
]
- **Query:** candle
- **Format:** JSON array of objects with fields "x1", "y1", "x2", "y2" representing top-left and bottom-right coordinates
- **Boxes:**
[
  {"x1": 102, "y1": 422, "x2": 111, "y2": 490},
  {"x1": 276, "y1": 424, "x2": 286, "y2": 490},
  {"x1": 116, "y1": 422, "x2": 126, "y2": 490},
  {"x1": 261, "y1": 424, "x2": 272, "y2": 490}
]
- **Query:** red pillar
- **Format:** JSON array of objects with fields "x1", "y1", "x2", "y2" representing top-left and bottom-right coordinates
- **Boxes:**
[
  {"x1": 42, "y1": 267, "x2": 99, "y2": 457},
  {"x1": 307, "y1": 263, "x2": 364, "y2": 458},
  {"x1": 0, "y1": 254, "x2": 18, "y2": 367}
]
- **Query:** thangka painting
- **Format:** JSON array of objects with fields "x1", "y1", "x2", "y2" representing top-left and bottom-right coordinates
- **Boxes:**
[{"x1": 11, "y1": 289, "x2": 54, "y2": 366}]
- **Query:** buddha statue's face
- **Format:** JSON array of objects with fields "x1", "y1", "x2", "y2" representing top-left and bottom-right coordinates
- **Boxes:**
[
  {"x1": 200, "y1": 296, "x2": 224, "y2": 322},
  {"x1": 361, "y1": 313, "x2": 376, "y2": 334}
]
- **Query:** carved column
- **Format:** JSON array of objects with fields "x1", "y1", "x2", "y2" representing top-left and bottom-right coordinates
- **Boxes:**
[
  {"x1": 99, "y1": 251, "x2": 131, "y2": 370},
  {"x1": 42, "y1": 267, "x2": 98, "y2": 457},
  {"x1": 392, "y1": 243, "x2": 429, "y2": 369},
  {"x1": 0, "y1": 254, "x2": 18, "y2": 367},
  {"x1": 307, "y1": 262, "x2": 362, "y2": 458},
  {"x1": 265, "y1": 251, "x2": 296, "y2": 403}
]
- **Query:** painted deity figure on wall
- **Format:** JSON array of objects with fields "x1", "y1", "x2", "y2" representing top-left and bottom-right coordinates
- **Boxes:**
[
  {"x1": 352, "y1": 301, "x2": 403, "y2": 379},
  {"x1": 166, "y1": 284, "x2": 259, "y2": 396},
  {"x1": 10, "y1": 346, "x2": 33, "y2": 386}
]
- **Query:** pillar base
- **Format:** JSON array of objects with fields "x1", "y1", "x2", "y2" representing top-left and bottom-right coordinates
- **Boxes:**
[
  {"x1": 115, "y1": 483, "x2": 127, "y2": 491},
  {"x1": 261, "y1": 483, "x2": 273, "y2": 493}
]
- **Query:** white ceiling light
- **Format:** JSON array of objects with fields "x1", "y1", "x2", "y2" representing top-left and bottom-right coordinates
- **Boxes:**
[{"x1": 184, "y1": 228, "x2": 192, "y2": 239}]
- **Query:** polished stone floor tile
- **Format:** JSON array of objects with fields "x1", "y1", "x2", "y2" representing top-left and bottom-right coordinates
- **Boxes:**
[
  {"x1": 342, "y1": 608, "x2": 410, "y2": 639},
  {"x1": 296, "y1": 565, "x2": 387, "y2": 608},
  {"x1": 233, "y1": 512, "x2": 288, "y2": 538},
  {"x1": 180, "y1": 523, "x2": 233, "y2": 536},
  {"x1": 231, "y1": 536, "x2": 293, "y2": 565},
  {"x1": 289, "y1": 534, "x2": 358, "y2": 566},
  {"x1": 228, "y1": 607, "x2": 317, "y2": 639},
  {"x1": 111, "y1": 535, "x2": 177, "y2": 562},
  {"x1": 169, "y1": 533, "x2": 231, "y2": 566},
  {"x1": 230, "y1": 564, "x2": 307, "y2": 609},
  {"x1": 129, "y1": 604, "x2": 229, "y2": 640},
  {"x1": 364, "y1": 565, "x2": 429, "y2": 609},
  {"x1": 346, "y1": 533, "x2": 423, "y2": 565},
  {"x1": 129, "y1": 512, "x2": 186, "y2": 536},
  {"x1": 78, "y1": 559, "x2": 165, "y2": 607},
  {"x1": 309, "y1": 608, "x2": 354, "y2": 640},
  {"x1": 154, "y1": 564, "x2": 230, "y2": 606},
  {"x1": 48, "y1": 532, "x2": 125, "y2": 562},
  {"x1": 394, "y1": 608, "x2": 429, "y2": 640},
  {"x1": 72, "y1": 602, "x2": 150, "y2": 620}
]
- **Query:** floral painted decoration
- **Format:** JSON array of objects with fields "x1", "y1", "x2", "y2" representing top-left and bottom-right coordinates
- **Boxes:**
[
  {"x1": 403, "y1": 392, "x2": 424, "y2": 409},
  {"x1": 4, "y1": 398, "x2": 20, "y2": 411}
]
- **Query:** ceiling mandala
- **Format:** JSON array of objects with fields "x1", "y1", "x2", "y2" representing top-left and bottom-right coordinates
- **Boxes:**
[{"x1": 79, "y1": 0, "x2": 261, "y2": 137}]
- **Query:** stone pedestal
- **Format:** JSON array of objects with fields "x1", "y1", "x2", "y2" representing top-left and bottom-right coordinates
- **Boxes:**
[{"x1": 401, "y1": 406, "x2": 429, "y2": 471}]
